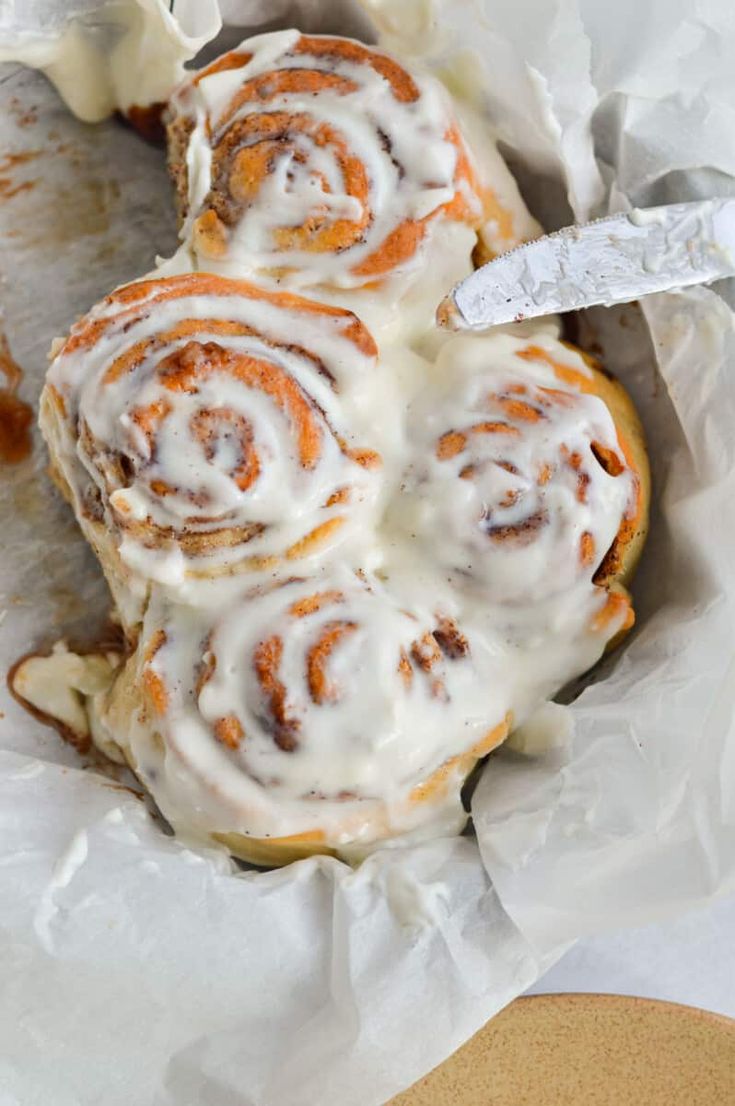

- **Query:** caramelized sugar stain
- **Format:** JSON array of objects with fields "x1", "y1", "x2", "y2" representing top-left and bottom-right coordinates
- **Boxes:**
[
  {"x1": 8, "y1": 98, "x2": 39, "y2": 129},
  {"x1": 0, "y1": 333, "x2": 32, "y2": 464},
  {"x1": 0, "y1": 149, "x2": 40, "y2": 201},
  {"x1": 30, "y1": 176, "x2": 121, "y2": 246},
  {"x1": 0, "y1": 141, "x2": 122, "y2": 248},
  {"x1": 122, "y1": 103, "x2": 167, "y2": 145}
]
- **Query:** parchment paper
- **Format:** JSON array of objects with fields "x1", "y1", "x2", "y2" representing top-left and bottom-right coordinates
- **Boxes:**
[{"x1": 1, "y1": 2, "x2": 734, "y2": 1104}]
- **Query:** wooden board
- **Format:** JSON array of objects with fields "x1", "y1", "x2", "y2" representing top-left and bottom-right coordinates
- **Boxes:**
[{"x1": 391, "y1": 993, "x2": 735, "y2": 1105}]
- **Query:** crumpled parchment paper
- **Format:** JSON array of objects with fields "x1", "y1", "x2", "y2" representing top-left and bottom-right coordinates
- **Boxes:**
[{"x1": 1, "y1": 2, "x2": 734, "y2": 1104}]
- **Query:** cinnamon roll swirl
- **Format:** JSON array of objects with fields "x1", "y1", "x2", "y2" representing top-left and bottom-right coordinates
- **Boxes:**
[
  {"x1": 166, "y1": 31, "x2": 515, "y2": 292},
  {"x1": 39, "y1": 273, "x2": 382, "y2": 633},
  {"x1": 393, "y1": 334, "x2": 649, "y2": 643},
  {"x1": 24, "y1": 27, "x2": 651, "y2": 871},
  {"x1": 98, "y1": 569, "x2": 511, "y2": 865}
]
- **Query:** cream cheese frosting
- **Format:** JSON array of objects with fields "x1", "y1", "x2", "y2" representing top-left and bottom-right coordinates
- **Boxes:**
[
  {"x1": 102, "y1": 567, "x2": 510, "y2": 846},
  {"x1": 162, "y1": 31, "x2": 539, "y2": 346},
  {"x1": 41, "y1": 288, "x2": 642, "y2": 852},
  {"x1": 44, "y1": 275, "x2": 386, "y2": 596},
  {"x1": 0, "y1": 0, "x2": 221, "y2": 123},
  {"x1": 389, "y1": 334, "x2": 633, "y2": 609},
  {"x1": 170, "y1": 30, "x2": 482, "y2": 285},
  {"x1": 30, "y1": 29, "x2": 647, "y2": 860}
]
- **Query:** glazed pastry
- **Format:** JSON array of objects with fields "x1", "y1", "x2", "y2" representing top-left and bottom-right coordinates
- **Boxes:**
[
  {"x1": 39, "y1": 272, "x2": 382, "y2": 635},
  {"x1": 391, "y1": 333, "x2": 649, "y2": 646},
  {"x1": 28, "y1": 27, "x2": 650, "y2": 868},
  {"x1": 165, "y1": 31, "x2": 533, "y2": 299},
  {"x1": 97, "y1": 568, "x2": 511, "y2": 865},
  {"x1": 84, "y1": 327, "x2": 648, "y2": 865},
  {"x1": 38, "y1": 287, "x2": 649, "y2": 863}
]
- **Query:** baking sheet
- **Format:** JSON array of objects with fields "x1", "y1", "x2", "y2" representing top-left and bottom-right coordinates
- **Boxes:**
[{"x1": 1, "y1": 2, "x2": 734, "y2": 1103}]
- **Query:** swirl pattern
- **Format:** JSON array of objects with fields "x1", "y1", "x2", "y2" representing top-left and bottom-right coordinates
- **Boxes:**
[
  {"x1": 35, "y1": 32, "x2": 650, "y2": 864},
  {"x1": 394, "y1": 335, "x2": 647, "y2": 629},
  {"x1": 167, "y1": 31, "x2": 488, "y2": 288},
  {"x1": 120, "y1": 570, "x2": 510, "y2": 859},
  {"x1": 43, "y1": 273, "x2": 381, "y2": 593}
]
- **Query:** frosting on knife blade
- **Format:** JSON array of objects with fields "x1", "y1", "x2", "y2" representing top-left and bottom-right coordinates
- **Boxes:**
[{"x1": 440, "y1": 198, "x2": 735, "y2": 328}]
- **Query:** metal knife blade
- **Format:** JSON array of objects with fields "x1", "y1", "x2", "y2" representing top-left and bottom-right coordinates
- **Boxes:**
[{"x1": 438, "y1": 198, "x2": 735, "y2": 330}]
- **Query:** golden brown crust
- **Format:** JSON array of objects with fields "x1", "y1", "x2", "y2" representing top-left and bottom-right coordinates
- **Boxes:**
[
  {"x1": 577, "y1": 350, "x2": 650, "y2": 649},
  {"x1": 201, "y1": 715, "x2": 510, "y2": 867},
  {"x1": 580, "y1": 352, "x2": 651, "y2": 589},
  {"x1": 212, "y1": 831, "x2": 339, "y2": 868},
  {"x1": 514, "y1": 342, "x2": 650, "y2": 648},
  {"x1": 39, "y1": 386, "x2": 150, "y2": 644},
  {"x1": 96, "y1": 639, "x2": 511, "y2": 867},
  {"x1": 96, "y1": 650, "x2": 341, "y2": 867},
  {"x1": 165, "y1": 114, "x2": 194, "y2": 227}
]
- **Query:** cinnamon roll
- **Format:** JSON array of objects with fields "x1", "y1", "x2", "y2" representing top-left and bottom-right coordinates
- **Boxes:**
[
  {"x1": 392, "y1": 334, "x2": 649, "y2": 643},
  {"x1": 39, "y1": 273, "x2": 382, "y2": 634},
  {"x1": 24, "y1": 27, "x2": 651, "y2": 871},
  {"x1": 97, "y1": 569, "x2": 511, "y2": 865},
  {"x1": 166, "y1": 31, "x2": 524, "y2": 294}
]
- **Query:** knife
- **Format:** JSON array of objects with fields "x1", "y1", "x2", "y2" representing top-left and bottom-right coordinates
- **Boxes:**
[{"x1": 438, "y1": 198, "x2": 735, "y2": 330}]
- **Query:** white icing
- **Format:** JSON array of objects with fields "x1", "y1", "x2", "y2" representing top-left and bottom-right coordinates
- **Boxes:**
[
  {"x1": 72, "y1": 325, "x2": 637, "y2": 851},
  {"x1": 169, "y1": 32, "x2": 484, "y2": 300},
  {"x1": 32, "y1": 30, "x2": 644, "y2": 857},
  {"x1": 40, "y1": 276, "x2": 640, "y2": 855},
  {"x1": 0, "y1": 0, "x2": 221, "y2": 122},
  {"x1": 112, "y1": 567, "x2": 510, "y2": 843},
  {"x1": 187, "y1": 219, "x2": 481, "y2": 351},
  {"x1": 505, "y1": 700, "x2": 574, "y2": 756},
  {"x1": 450, "y1": 97, "x2": 542, "y2": 254},
  {"x1": 45, "y1": 278, "x2": 387, "y2": 584},
  {"x1": 42, "y1": 303, "x2": 640, "y2": 850},
  {"x1": 628, "y1": 207, "x2": 667, "y2": 228},
  {"x1": 390, "y1": 333, "x2": 633, "y2": 608}
]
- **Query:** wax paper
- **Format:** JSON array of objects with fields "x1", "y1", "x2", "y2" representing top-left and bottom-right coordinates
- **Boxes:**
[{"x1": 1, "y1": 2, "x2": 734, "y2": 1103}]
